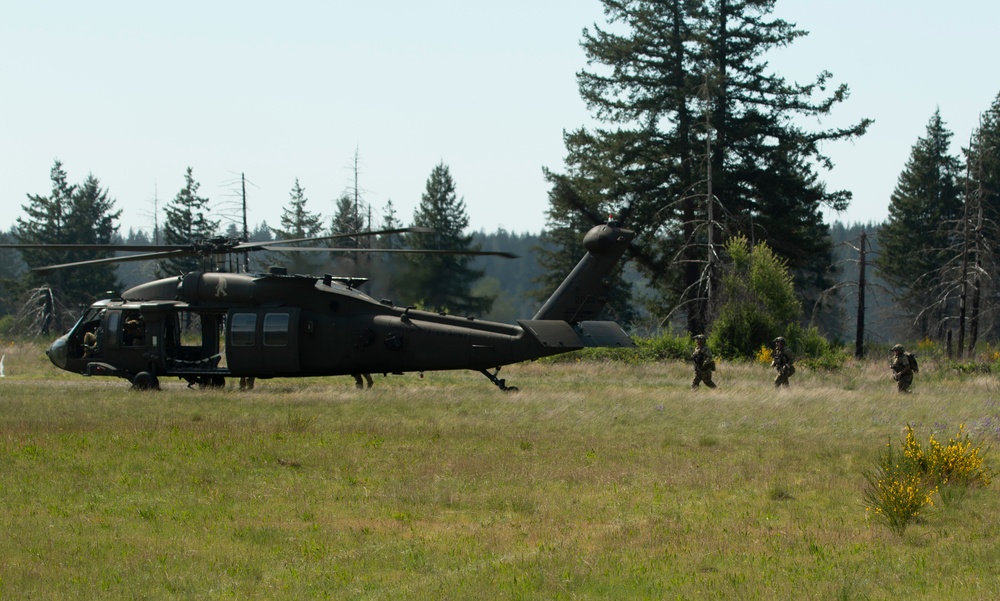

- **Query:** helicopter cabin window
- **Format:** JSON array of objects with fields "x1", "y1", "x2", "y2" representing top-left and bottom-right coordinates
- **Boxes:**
[
  {"x1": 122, "y1": 310, "x2": 145, "y2": 346},
  {"x1": 231, "y1": 313, "x2": 256, "y2": 347},
  {"x1": 263, "y1": 313, "x2": 290, "y2": 347}
]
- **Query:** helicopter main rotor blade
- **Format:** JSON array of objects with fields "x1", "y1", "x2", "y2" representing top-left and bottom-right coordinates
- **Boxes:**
[
  {"x1": 29, "y1": 249, "x2": 196, "y2": 273},
  {"x1": 235, "y1": 226, "x2": 435, "y2": 251},
  {"x1": 262, "y1": 247, "x2": 519, "y2": 259},
  {"x1": 0, "y1": 243, "x2": 193, "y2": 252}
]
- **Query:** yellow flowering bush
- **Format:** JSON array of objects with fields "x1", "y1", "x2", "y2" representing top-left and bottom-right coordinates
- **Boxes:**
[
  {"x1": 904, "y1": 424, "x2": 991, "y2": 487},
  {"x1": 867, "y1": 424, "x2": 992, "y2": 534},
  {"x1": 916, "y1": 337, "x2": 937, "y2": 355},
  {"x1": 864, "y1": 440, "x2": 936, "y2": 536},
  {"x1": 755, "y1": 345, "x2": 773, "y2": 366}
]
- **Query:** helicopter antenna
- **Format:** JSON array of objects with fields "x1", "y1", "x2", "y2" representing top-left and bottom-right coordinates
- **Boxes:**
[
  {"x1": 241, "y1": 172, "x2": 249, "y2": 272},
  {"x1": 153, "y1": 181, "x2": 160, "y2": 246}
]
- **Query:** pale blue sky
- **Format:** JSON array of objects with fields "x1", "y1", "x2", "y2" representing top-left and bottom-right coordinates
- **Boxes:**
[{"x1": 2, "y1": 1, "x2": 998, "y2": 236}]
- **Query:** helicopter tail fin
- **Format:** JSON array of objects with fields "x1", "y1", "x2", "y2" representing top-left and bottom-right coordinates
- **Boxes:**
[{"x1": 532, "y1": 221, "x2": 635, "y2": 323}]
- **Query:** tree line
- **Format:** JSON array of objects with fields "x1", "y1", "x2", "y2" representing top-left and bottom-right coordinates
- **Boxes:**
[{"x1": 0, "y1": 159, "x2": 517, "y2": 334}]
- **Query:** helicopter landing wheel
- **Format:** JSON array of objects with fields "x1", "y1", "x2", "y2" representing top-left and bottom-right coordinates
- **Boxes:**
[
  {"x1": 132, "y1": 371, "x2": 159, "y2": 391},
  {"x1": 479, "y1": 368, "x2": 519, "y2": 392}
]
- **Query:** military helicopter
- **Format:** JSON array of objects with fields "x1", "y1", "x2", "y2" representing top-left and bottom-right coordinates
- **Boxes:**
[{"x1": 4, "y1": 222, "x2": 635, "y2": 391}]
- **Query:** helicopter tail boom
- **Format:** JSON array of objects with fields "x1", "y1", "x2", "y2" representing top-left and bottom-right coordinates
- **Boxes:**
[{"x1": 517, "y1": 319, "x2": 634, "y2": 350}]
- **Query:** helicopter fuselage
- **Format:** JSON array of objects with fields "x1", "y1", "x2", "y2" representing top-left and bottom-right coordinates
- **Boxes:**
[{"x1": 44, "y1": 221, "x2": 636, "y2": 390}]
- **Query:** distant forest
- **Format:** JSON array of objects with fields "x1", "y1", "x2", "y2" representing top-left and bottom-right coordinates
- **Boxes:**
[{"x1": 0, "y1": 219, "x2": 911, "y2": 346}]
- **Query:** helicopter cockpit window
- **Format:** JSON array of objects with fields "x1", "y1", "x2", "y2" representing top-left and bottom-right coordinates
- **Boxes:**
[
  {"x1": 231, "y1": 313, "x2": 257, "y2": 347},
  {"x1": 74, "y1": 307, "x2": 106, "y2": 358},
  {"x1": 263, "y1": 313, "x2": 290, "y2": 347},
  {"x1": 106, "y1": 311, "x2": 121, "y2": 345}
]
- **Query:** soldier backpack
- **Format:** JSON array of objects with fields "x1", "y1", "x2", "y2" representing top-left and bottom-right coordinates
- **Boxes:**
[{"x1": 905, "y1": 352, "x2": 918, "y2": 373}]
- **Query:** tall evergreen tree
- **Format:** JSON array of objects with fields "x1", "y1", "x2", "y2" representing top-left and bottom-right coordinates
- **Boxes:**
[
  {"x1": 269, "y1": 179, "x2": 325, "y2": 275},
  {"x1": 161, "y1": 167, "x2": 219, "y2": 275},
  {"x1": 62, "y1": 174, "x2": 122, "y2": 295},
  {"x1": 961, "y1": 91, "x2": 1000, "y2": 344},
  {"x1": 878, "y1": 110, "x2": 963, "y2": 338},
  {"x1": 398, "y1": 163, "x2": 494, "y2": 314},
  {"x1": 14, "y1": 160, "x2": 76, "y2": 290},
  {"x1": 327, "y1": 193, "x2": 369, "y2": 277},
  {"x1": 13, "y1": 161, "x2": 121, "y2": 326},
  {"x1": 272, "y1": 179, "x2": 324, "y2": 241},
  {"x1": 375, "y1": 199, "x2": 404, "y2": 250},
  {"x1": 541, "y1": 0, "x2": 870, "y2": 333},
  {"x1": 330, "y1": 193, "x2": 366, "y2": 247}
]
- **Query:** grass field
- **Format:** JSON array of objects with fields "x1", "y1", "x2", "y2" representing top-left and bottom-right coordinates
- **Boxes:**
[{"x1": 2, "y1": 340, "x2": 999, "y2": 599}]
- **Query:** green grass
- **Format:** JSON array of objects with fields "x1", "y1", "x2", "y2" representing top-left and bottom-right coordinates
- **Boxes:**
[{"x1": 1, "y1": 341, "x2": 999, "y2": 599}]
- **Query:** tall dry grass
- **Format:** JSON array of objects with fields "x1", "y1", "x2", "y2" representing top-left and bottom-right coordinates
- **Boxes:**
[{"x1": 1, "y1": 341, "x2": 999, "y2": 599}]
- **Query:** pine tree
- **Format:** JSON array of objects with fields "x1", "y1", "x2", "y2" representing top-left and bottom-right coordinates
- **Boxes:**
[
  {"x1": 961, "y1": 91, "x2": 1000, "y2": 343},
  {"x1": 375, "y1": 199, "x2": 404, "y2": 250},
  {"x1": 878, "y1": 110, "x2": 963, "y2": 338},
  {"x1": 398, "y1": 163, "x2": 494, "y2": 314},
  {"x1": 15, "y1": 160, "x2": 76, "y2": 288},
  {"x1": 14, "y1": 162, "x2": 121, "y2": 324},
  {"x1": 161, "y1": 167, "x2": 219, "y2": 275},
  {"x1": 62, "y1": 174, "x2": 122, "y2": 296},
  {"x1": 330, "y1": 193, "x2": 366, "y2": 247},
  {"x1": 541, "y1": 0, "x2": 870, "y2": 333},
  {"x1": 272, "y1": 179, "x2": 324, "y2": 241},
  {"x1": 269, "y1": 179, "x2": 325, "y2": 275}
]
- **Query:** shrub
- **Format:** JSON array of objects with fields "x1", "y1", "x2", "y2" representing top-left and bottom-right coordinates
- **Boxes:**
[
  {"x1": 904, "y1": 424, "x2": 991, "y2": 488},
  {"x1": 865, "y1": 424, "x2": 993, "y2": 535},
  {"x1": 635, "y1": 331, "x2": 691, "y2": 361},
  {"x1": 787, "y1": 324, "x2": 848, "y2": 370},
  {"x1": 710, "y1": 236, "x2": 802, "y2": 359},
  {"x1": 863, "y1": 437, "x2": 936, "y2": 536}
]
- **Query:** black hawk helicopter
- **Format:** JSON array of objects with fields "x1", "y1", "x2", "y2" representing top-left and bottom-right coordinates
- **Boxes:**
[{"x1": 4, "y1": 222, "x2": 635, "y2": 391}]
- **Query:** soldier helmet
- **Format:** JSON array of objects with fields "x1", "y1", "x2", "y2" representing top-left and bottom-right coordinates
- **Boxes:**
[
  {"x1": 773, "y1": 336, "x2": 785, "y2": 344},
  {"x1": 693, "y1": 334, "x2": 706, "y2": 341},
  {"x1": 891, "y1": 344, "x2": 904, "y2": 352}
]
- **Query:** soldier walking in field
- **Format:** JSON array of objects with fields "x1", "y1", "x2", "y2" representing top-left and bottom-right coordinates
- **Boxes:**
[
  {"x1": 890, "y1": 344, "x2": 915, "y2": 393},
  {"x1": 690, "y1": 334, "x2": 717, "y2": 389},
  {"x1": 771, "y1": 336, "x2": 795, "y2": 387}
]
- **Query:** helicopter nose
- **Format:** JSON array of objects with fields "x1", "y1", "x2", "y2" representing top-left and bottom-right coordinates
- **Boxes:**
[{"x1": 46, "y1": 336, "x2": 69, "y2": 369}]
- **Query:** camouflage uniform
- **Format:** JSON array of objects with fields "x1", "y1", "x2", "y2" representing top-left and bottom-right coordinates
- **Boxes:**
[
  {"x1": 771, "y1": 337, "x2": 795, "y2": 387},
  {"x1": 691, "y1": 335, "x2": 717, "y2": 389},
  {"x1": 890, "y1": 344, "x2": 913, "y2": 393}
]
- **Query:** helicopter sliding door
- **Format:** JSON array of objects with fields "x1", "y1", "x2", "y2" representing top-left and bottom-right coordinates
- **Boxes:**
[{"x1": 226, "y1": 308, "x2": 300, "y2": 376}]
